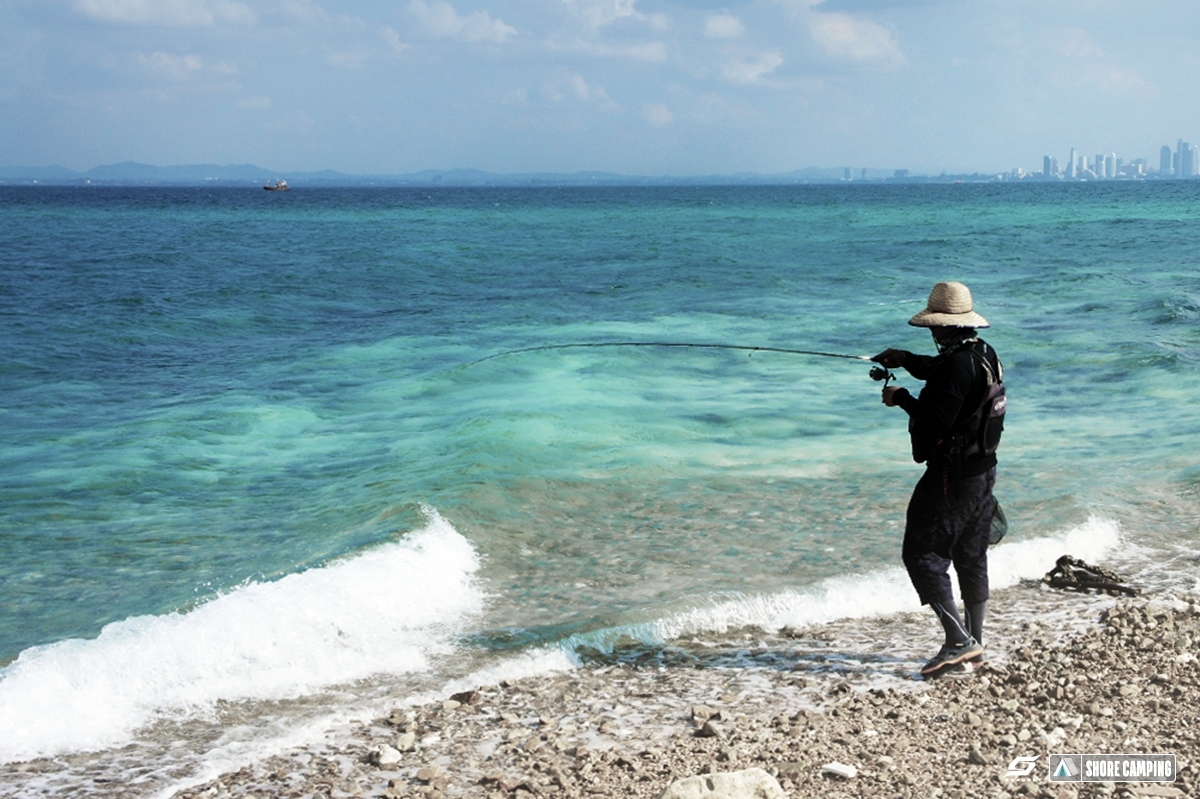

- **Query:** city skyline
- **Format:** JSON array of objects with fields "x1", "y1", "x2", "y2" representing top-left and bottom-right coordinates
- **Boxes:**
[{"x1": 1038, "y1": 138, "x2": 1200, "y2": 181}]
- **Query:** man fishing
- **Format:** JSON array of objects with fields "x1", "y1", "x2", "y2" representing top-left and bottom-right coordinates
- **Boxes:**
[{"x1": 873, "y1": 281, "x2": 1005, "y2": 677}]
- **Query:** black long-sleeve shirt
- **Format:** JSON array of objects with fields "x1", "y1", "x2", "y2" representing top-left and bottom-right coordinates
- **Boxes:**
[{"x1": 890, "y1": 340, "x2": 1000, "y2": 477}]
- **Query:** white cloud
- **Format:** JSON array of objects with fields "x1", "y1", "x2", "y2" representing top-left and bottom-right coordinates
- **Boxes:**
[
  {"x1": 1043, "y1": 26, "x2": 1152, "y2": 97},
  {"x1": 543, "y1": 73, "x2": 622, "y2": 111},
  {"x1": 1078, "y1": 63, "x2": 1152, "y2": 96},
  {"x1": 545, "y1": 73, "x2": 595, "y2": 101},
  {"x1": 139, "y1": 51, "x2": 205, "y2": 77},
  {"x1": 704, "y1": 14, "x2": 744, "y2": 39},
  {"x1": 722, "y1": 51, "x2": 784, "y2": 83},
  {"x1": 642, "y1": 103, "x2": 673, "y2": 126},
  {"x1": 808, "y1": 11, "x2": 903, "y2": 63},
  {"x1": 272, "y1": 0, "x2": 332, "y2": 25},
  {"x1": 500, "y1": 88, "x2": 529, "y2": 105},
  {"x1": 1056, "y1": 27, "x2": 1105, "y2": 59},
  {"x1": 408, "y1": 0, "x2": 517, "y2": 43},
  {"x1": 382, "y1": 26, "x2": 410, "y2": 55},
  {"x1": 565, "y1": 0, "x2": 642, "y2": 30},
  {"x1": 73, "y1": 0, "x2": 254, "y2": 27},
  {"x1": 613, "y1": 40, "x2": 667, "y2": 61},
  {"x1": 328, "y1": 51, "x2": 369, "y2": 69},
  {"x1": 555, "y1": 38, "x2": 667, "y2": 62}
]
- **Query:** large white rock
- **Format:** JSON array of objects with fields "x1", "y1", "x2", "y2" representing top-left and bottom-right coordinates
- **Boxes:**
[
  {"x1": 369, "y1": 744, "x2": 402, "y2": 767},
  {"x1": 657, "y1": 768, "x2": 786, "y2": 799}
]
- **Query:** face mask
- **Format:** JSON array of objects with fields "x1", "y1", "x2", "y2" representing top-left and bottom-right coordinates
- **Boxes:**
[{"x1": 933, "y1": 330, "x2": 978, "y2": 355}]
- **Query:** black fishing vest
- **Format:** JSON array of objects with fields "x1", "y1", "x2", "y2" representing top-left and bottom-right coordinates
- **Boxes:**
[{"x1": 909, "y1": 340, "x2": 1005, "y2": 469}]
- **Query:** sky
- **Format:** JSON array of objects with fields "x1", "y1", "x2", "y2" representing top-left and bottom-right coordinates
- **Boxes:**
[{"x1": 4, "y1": 0, "x2": 1200, "y2": 176}]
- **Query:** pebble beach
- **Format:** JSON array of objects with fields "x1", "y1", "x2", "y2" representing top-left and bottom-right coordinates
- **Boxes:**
[{"x1": 161, "y1": 584, "x2": 1198, "y2": 799}]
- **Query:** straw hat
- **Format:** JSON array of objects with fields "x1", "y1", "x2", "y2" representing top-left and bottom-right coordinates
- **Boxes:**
[{"x1": 908, "y1": 281, "x2": 989, "y2": 328}]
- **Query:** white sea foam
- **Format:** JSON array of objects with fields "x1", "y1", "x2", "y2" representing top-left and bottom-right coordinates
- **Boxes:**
[
  {"x1": 0, "y1": 509, "x2": 483, "y2": 764},
  {"x1": 562, "y1": 516, "x2": 1123, "y2": 651},
  {"x1": 987, "y1": 515, "x2": 1122, "y2": 591},
  {"x1": 424, "y1": 648, "x2": 579, "y2": 708},
  {"x1": 143, "y1": 647, "x2": 580, "y2": 799}
]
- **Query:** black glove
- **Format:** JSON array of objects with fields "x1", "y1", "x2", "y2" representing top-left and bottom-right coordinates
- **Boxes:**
[{"x1": 871, "y1": 348, "x2": 908, "y2": 368}]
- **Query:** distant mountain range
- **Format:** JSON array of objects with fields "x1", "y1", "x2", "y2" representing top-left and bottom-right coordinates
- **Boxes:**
[{"x1": 0, "y1": 161, "x2": 933, "y2": 186}]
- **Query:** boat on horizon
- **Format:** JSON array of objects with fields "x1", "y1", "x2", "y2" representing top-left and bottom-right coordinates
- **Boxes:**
[{"x1": 263, "y1": 179, "x2": 289, "y2": 191}]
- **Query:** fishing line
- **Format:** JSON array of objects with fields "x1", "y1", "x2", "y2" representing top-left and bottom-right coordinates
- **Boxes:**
[{"x1": 466, "y1": 341, "x2": 874, "y2": 367}]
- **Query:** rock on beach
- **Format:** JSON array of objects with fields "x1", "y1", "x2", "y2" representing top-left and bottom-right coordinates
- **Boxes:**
[{"x1": 657, "y1": 768, "x2": 785, "y2": 799}]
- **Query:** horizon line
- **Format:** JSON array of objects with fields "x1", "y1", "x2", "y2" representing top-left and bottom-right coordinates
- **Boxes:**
[{"x1": 2, "y1": 160, "x2": 1194, "y2": 188}]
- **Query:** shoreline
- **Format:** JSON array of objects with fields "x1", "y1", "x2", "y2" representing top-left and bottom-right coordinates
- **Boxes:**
[{"x1": 164, "y1": 587, "x2": 1198, "y2": 799}]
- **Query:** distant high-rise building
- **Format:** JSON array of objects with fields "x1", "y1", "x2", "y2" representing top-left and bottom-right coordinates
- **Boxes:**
[
  {"x1": 1043, "y1": 155, "x2": 1057, "y2": 177},
  {"x1": 1095, "y1": 154, "x2": 1105, "y2": 178},
  {"x1": 1180, "y1": 141, "x2": 1196, "y2": 177},
  {"x1": 1161, "y1": 145, "x2": 1172, "y2": 174},
  {"x1": 1104, "y1": 154, "x2": 1116, "y2": 179},
  {"x1": 1067, "y1": 148, "x2": 1077, "y2": 178}
]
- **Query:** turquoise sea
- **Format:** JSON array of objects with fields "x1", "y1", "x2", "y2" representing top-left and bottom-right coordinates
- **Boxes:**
[{"x1": 1, "y1": 182, "x2": 1198, "y2": 796}]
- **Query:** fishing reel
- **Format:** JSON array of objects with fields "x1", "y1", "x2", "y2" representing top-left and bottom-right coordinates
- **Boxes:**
[{"x1": 869, "y1": 365, "x2": 895, "y2": 388}]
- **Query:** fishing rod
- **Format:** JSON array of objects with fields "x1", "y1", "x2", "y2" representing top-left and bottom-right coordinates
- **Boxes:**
[{"x1": 468, "y1": 341, "x2": 897, "y2": 386}]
